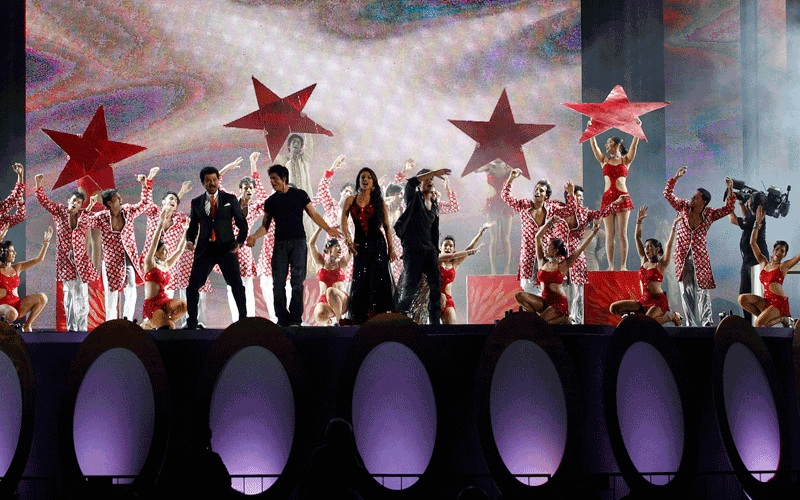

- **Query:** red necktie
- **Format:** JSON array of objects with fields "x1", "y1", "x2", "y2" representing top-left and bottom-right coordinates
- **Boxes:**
[{"x1": 210, "y1": 195, "x2": 217, "y2": 242}]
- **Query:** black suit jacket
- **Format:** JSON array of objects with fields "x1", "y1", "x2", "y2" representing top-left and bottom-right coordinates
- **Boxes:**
[{"x1": 186, "y1": 190, "x2": 248, "y2": 256}]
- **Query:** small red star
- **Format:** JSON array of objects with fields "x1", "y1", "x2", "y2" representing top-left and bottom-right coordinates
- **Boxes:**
[
  {"x1": 224, "y1": 77, "x2": 333, "y2": 160},
  {"x1": 42, "y1": 106, "x2": 146, "y2": 191},
  {"x1": 562, "y1": 85, "x2": 670, "y2": 142},
  {"x1": 449, "y1": 89, "x2": 554, "y2": 179}
]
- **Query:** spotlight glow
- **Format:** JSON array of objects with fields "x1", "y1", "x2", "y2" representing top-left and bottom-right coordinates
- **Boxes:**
[{"x1": 0, "y1": 351, "x2": 22, "y2": 476}]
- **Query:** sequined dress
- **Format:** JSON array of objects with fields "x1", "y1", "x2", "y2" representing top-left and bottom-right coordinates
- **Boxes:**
[{"x1": 347, "y1": 201, "x2": 394, "y2": 323}]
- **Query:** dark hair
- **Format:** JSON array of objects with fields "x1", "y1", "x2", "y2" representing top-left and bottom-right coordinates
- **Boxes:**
[
  {"x1": 156, "y1": 240, "x2": 167, "y2": 253},
  {"x1": 323, "y1": 238, "x2": 340, "y2": 254},
  {"x1": 644, "y1": 238, "x2": 664, "y2": 263},
  {"x1": 339, "y1": 182, "x2": 356, "y2": 196},
  {"x1": 68, "y1": 190, "x2": 86, "y2": 202},
  {"x1": 161, "y1": 191, "x2": 180, "y2": 207},
  {"x1": 416, "y1": 168, "x2": 431, "y2": 178},
  {"x1": 0, "y1": 241, "x2": 13, "y2": 264},
  {"x1": 550, "y1": 237, "x2": 568, "y2": 257},
  {"x1": 199, "y1": 166, "x2": 219, "y2": 182},
  {"x1": 697, "y1": 188, "x2": 711, "y2": 207},
  {"x1": 536, "y1": 179, "x2": 552, "y2": 200},
  {"x1": 288, "y1": 134, "x2": 303, "y2": 148},
  {"x1": 385, "y1": 182, "x2": 403, "y2": 197},
  {"x1": 101, "y1": 189, "x2": 119, "y2": 209},
  {"x1": 354, "y1": 168, "x2": 386, "y2": 226},
  {"x1": 564, "y1": 185, "x2": 584, "y2": 201},
  {"x1": 751, "y1": 191, "x2": 767, "y2": 210},
  {"x1": 774, "y1": 240, "x2": 789, "y2": 253},
  {"x1": 610, "y1": 136, "x2": 629, "y2": 155},
  {"x1": 442, "y1": 235, "x2": 456, "y2": 244},
  {"x1": 238, "y1": 176, "x2": 255, "y2": 190},
  {"x1": 268, "y1": 164, "x2": 289, "y2": 183}
]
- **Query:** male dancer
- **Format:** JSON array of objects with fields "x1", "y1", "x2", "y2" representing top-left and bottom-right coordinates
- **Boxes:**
[
  {"x1": 1, "y1": 163, "x2": 26, "y2": 235},
  {"x1": 664, "y1": 166, "x2": 735, "y2": 326}
]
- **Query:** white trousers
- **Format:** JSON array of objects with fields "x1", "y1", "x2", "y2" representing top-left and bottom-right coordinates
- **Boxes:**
[
  {"x1": 566, "y1": 282, "x2": 584, "y2": 324},
  {"x1": 678, "y1": 251, "x2": 712, "y2": 327},
  {"x1": 63, "y1": 278, "x2": 89, "y2": 331},
  {"x1": 259, "y1": 276, "x2": 292, "y2": 324},
  {"x1": 520, "y1": 277, "x2": 541, "y2": 295},
  {"x1": 227, "y1": 276, "x2": 255, "y2": 323},
  {"x1": 102, "y1": 261, "x2": 137, "y2": 321}
]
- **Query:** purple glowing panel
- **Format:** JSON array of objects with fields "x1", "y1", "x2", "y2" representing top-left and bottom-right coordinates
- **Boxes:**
[
  {"x1": 352, "y1": 341, "x2": 436, "y2": 490},
  {"x1": 616, "y1": 342, "x2": 684, "y2": 485},
  {"x1": 0, "y1": 351, "x2": 22, "y2": 476},
  {"x1": 73, "y1": 348, "x2": 155, "y2": 481},
  {"x1": 490, "y1": 340, "x2": 566, "y2": 486},
  {"x1": 723, "y1": 343, "x2": 779, "y2": 481},
  {"x1": 210, "y1": 346, "x2": 294, "y2": 495}
]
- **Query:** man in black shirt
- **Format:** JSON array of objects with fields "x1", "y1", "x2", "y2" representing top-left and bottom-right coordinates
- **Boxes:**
[
  {"x1": 247, "y1": 164, "x2": 340, "y2": 326},
  {"x1": 728, "y1": 191, "x2": 768, "y2": 322},
  {"x1": 394, "y1": 167, "x2": 451, "y2": 324}
]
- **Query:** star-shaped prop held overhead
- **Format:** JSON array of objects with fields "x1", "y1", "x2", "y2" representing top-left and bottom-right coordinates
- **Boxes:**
[
  {"x1": 449, "y1": 89, "x2": 554, "y2": 179},
  {"x1": 562, "y1": 85, "x2": 670, "y2": 143},
  {"x1": 42, "y1": 106, "x2": 146, "y2": 191},
  {"x1": 224, "y1": 77, "x2": 333, "y2": 160}
]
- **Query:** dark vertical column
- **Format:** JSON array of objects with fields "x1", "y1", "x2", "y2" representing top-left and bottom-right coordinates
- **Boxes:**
[
  {"x1": 741, "y1": 0, "x2": 759, "y2": 178},
  {"x1": 788, "y1": 0, "x2": 800, "y2": 166},
  {"x1": 581, "y1": 0, "x2": 666, "y2": 270}
]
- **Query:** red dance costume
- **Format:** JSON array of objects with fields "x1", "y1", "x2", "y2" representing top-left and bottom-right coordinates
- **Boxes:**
[
  {"x1": 638, "y1": 266, "x2": 670, "y2": 312},
  {"x1": 602, "y1": 163, "x2": 634, "y2": 211},
  {"x1": 143, "y1": 268, "x2": 171, "y2": 319},
  {"x1": 760, "y1": 267, "x2": 790, "y2": 317},
  {"x1": 440, "y1": 264, "x2": 456, "y2": 311},
  {"x1": 317, "y1": 267, "x2": 346, "y2": 305},
  {"x1": 537, "y1": 267, "x2": 569, "y2": 316},
  {"x1": 0, "y1": 271, "x2": 21, "y2": 312}
]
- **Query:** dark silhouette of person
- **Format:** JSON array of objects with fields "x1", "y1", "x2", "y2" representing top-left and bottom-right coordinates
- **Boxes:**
[{"x1": 301, "y1": 418, "x2": 366, "y2": 499}]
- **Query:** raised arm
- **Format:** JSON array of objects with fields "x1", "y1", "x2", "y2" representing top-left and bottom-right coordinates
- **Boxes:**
[
  {"x1": 634, "y1": 206, "x2": 647, "y2": 259},
  {"x1": 535, "y1": 216, "x2": 558, "y2": 263},
  {"x1": 561, "y1": 222, "x2": 601, "y2": 272},
  {"x1": 16, "y1": 227, "x2": 53, "y2": 273},
  {"x1": 709, "y1": 177, "x2": 736, "y2": 221},
  {"x1": 623, "y1": 118, "x2": 641, "y2": 165},
  {"x1": 439, "y1": 246, "x2": 481, "y2": 265},
  {"x1": 166, "y1": 227, "x2": 188, "y2": 269},
  {"x1": 465, "y1": 222, "x2": 493, "y2": 252},
  {"x1": 750, "y1": 206, "x2": 768, "y2": 267},
  {"x1": 144, "y1": 210, "x2": 170, "y2": 272},
  {"x1": 438, "y1": 176, "x2": 460, "y2": 215},
  {"x1": 500, "y1": 169, "x2": 528, "y2": 212},
  {"x1": 177, "y1": 181, "x2": 192, "y2": 201},
  {"x1": 218, "y1": 156, "x2": 243, "y2": 179},
  {"x1": 587, "y1": 121, "x2": 606, "y2": 163},
  {"x1": 127, "y1": 174, "x2": 154, "y2": 218},
  {"x1": 0, "y1": 164, "x2": 25, "y2": 215},
  {"x1": 661, "y1": 216, "x2": 679, "y2": 267},
  {"x1": 309, "y1": 226, "x2": 325, "y2": 267},
  {"x1": 396, "y1": 158, "x2": 414, "y2": 183},
  {"x1": 663, "y1": 166, "x2": 690, "y2": 212},
  {"x1": 306, "y1": 202, "x2": 341, "y2": 239}
]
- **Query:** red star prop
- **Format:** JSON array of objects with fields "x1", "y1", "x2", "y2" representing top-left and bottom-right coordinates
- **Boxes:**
[
  {"x1": 449, "y1": 89, "x2": 554, "y2": 179},
  {"x1": 562, "y1": 85, "x2": 670, "y2": 143},
  {"x1": 224, "y1": 77, "x2": 333, "y2": 160},
  {"x1": 42, "y1": 106, "x2": 146, "y2": 191}
]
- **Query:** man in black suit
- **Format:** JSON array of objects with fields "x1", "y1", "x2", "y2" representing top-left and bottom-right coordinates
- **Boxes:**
[{"x1": 185, "y1": 166, "x2": 249, "y2": 328}]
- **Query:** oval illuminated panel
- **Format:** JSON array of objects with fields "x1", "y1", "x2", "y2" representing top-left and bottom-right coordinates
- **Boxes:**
[
  {"x1": 210, "y1": 345, "x2": 295, "y2": 495},
  {"x1": 616, "y1": 341, "x2": 684, "y2": 485},
  {"x1": 723, "y1": 342, "x2": 779, "y2": 481},
  {"x1": 0, "y1": 351, "x2": 22, "y2": 477},
  {"x1": 73, "y1": 348, "x2": 155, "y2": 480},
  {"x1": 490, "y1": 339, "x2": 566, "y2": 486},
  {"x1": 352, "y1": 341, "x2": 436, "y2": 490}
]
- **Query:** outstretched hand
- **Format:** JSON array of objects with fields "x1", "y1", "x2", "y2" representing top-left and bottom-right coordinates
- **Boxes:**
[
  {"x1": 675, "y1": 166, "x2": 687, "y2": 179},
  {"x1": 756, "y1": 205, "x2": 765, "y2": 224},
  {"x1": 35, "y1": 173, "x2": 44, "y2": 188},
  {"x1": 508, "y1": 168, "x2": 522, "y2": 181},
  {"x1": 147, "y1": 167, "x2": 160, "y2": 180},
  {"x1": 43, "y1": 226, "x2": 54, "y2": 244},
  {"x1": 331, "y1": 154, "x2": 346, "y2": 171},
  {"x1": 637, "y1": 205, "x2": 648, "y2": 220}
]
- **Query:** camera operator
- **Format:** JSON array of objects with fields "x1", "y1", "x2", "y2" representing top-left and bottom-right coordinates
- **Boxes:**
[{"x1": 728, "y1": 190, "x2": 768, "y2": 323}]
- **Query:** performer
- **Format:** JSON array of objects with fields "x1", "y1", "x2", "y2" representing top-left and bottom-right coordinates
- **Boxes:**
[
  {"x1": 0, "y1": 163, "x2": 26, "y2": 235},
  {"x1": 247, "y1": 164, "x2": 341, "y2": 327},
  {"x1": 141, "y1": 208, "x2": 188, "y2": 330},
  {"x1": 312, "y1": 154, "x2": 355, "y2": 283},
  {"x1": 609, "y1": 206, "x2": 682, "y2": 325},
  {"x1": 35, "y1": 174, "x2": 100, "y2": 331},
  {"x1": 185, "y1": 166, "x2": 249, "y2": 329},
  {"x1": 439, "y1": 223, "x2": 492, "y2": 324},
  {"x1": 737, "y1": 206, "x2": 800, "y2": 327},
  {"x1": 475, "y1": 160, "x2": 514, "y2": 275},
  {"x1": 728, "y1": 192, "x2": 768, "y2": 322},
  {"x1": 663, "y1": 166, "x2": 735, "y2": 327},
  {"x1": 341, "y1": 167, "x2": 396, "y2": 324},
  {"x1": 587, "y1": 118, "x2": 641, "y2": 270},
  {"x1": 0, "y1": 227, "x2": 53, "y2": 331},
  {"x1": 501, "y1": 168, "x2": 572, "y2": 294},
  {"x1": 82, "y1": 174, "x2": 152, "y2": 321},
  {"x1": 516, "y1": 216, "x2": 600, "y2": 324},
  {"x1": 309, "y1": 227, "x2": 351, "y2": 325},
  {"x1": 275, "y1": 133, "x2": 317, "y2": 270}
]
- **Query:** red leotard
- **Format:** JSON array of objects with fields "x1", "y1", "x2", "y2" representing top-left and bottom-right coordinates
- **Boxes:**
[
  {"x1": 537, "y1": 267, "x2": 569, "y2": 316},
  {"x1": 760, "y1": 267, "x2": 790, "y2": 317},
  {"x1": 143, "y1": 267, "x2": 171, "y2": 320},
  {"x1": 440, "y1": 264, "x2": 456, "y2": 311},
  {"x1": 0, "y1": 270, "x2": 21, "y2": 312},
  {"x1": 317, "y1": 267, "x2": 346, "y2": 304},
  {"x1": 602, "y1": 163, "x2": 634, "y2": 210},
  {"x1": 638, "y1": 265, "x2": 670, "y2": 312}
]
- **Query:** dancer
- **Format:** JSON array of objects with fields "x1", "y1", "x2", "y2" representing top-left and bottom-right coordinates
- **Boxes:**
[
  {"x1": 385, "y1": 181, "x2": 406, "y2": 283},
  {"x1": 475, "y1": 160, "x2": 514, "y2": 275},
  {"x1": 439, "y1": 222, "x2": 492, "y2": 324},
  {"x1": 609, "y1": 206, "x2": 681, "y2": 325},
  {"x1": 275, "y1": 133, "x2": 317, "y2": 270},
  {"x1": 728, "y1": 192, "x2": 768, "y2": 322},
  {"x1": 0, "y1": 227, "x2": 53, "y2": 331},
  {"x1": 664, "y1": 166, "x2": 735, "y2": 327},
  {"x1": 515, "y1": 216, "x2": 600, "y2": 324},
  {"x1": 35, "y1": 174, "x2": 100, "y2": 331},
  {"x1": 141, "y1": 208, "x2": 188, "y2": 330},
  {"x1": 313, "y1": 154, "x2": 355, "y2": 283},
  {"x1": 737, "y1": 206, "x2": 800, "y2": 327},
  {"x1": 309, "y1": 227, "x2": 351, "y2": 325},
  {"x1": 587, "y1": 118, "x2": 640, "y2": 270},
  {"x1": 0, "y1": 163, "x2": 26, "y2": 234},
  {"x1": 341, "y1": 167, "x2": 396, "y2": 324}
]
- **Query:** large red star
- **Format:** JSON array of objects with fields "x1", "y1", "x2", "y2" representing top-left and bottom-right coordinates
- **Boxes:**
[
  {"x1": 42, "y1": 106, "x2": 146, "y2": 191},
  {"x1": 224, "y1": 77, "x2": 333, "y2": 160},
  {"x1": 449, "y1": 89, "x2": 554, "y2": 179},
  {"x1": 562, "y1": 85, "x2": 670, "y2": 143}
]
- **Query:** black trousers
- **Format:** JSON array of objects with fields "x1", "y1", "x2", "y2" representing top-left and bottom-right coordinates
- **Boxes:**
[
  {"x1": 187, "y1": 242, "x2": 246, "y2": 327},
  {"x1": 740, "y1": 262, "x2": 755, "y2": 322},
  {"x1": 272, "y1": 239, "x2": 307, "y2": 326},
  {"x1": 397, "y1": 247, "x2": 441, "y2": 324}
]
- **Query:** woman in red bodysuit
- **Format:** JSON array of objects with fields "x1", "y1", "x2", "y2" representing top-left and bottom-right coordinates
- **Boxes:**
[
  {"x1": 587, "y1": 118, "x2": 641, "y2": 271},
  {"x1": 438, "y1": 222, "x2": 492, "y2": 324},
  {"x1": 515, "y1": 216, "x2": 600, "y2": 324},
  {"x1": 141, "y1": 209, "x2": 188, "y2": 329},
  {"x1": 610, "y1": 206, "x2": 682, "y2": 325},
  {"x1": 738, "y1": 206, "x2": 800, "y2": 327},
  {"x1": 310, "y1": 226, "x2": 352, "y2": 325},
  {"x1": 0, "y1": 227, "x2": 53, "y2": 331}
]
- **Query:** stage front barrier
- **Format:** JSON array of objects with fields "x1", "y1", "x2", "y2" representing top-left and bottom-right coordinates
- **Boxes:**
[{"x1": 586, "y1": 271, "x2": 640, "y2": 325}]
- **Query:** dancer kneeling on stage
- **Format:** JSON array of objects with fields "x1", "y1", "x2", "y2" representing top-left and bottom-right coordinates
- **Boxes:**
[
  {"x1": 309, "y1": 227, "x2": 351, "y2": 326},
  {"x1": 515, "y1": 216, "x2": 600, "y2": 324},
  {"x1": 0, "y1": 227, "x2": 53, "y2": 331},
  {"x1": 738, "y1": 206, "x2": 800, "y2": 328},
  {"x1": 141, "y1": 209, "x2": 188, "y2": 330},
  {"x1": 609, "y1": 206, "x2": 682, "y2": 325},
  {"x1": 439, "y1": 222, "x2": 493, "y2": 324}
]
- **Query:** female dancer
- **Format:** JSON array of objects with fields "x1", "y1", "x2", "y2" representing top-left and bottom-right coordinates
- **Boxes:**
[
  {"x1": 738, "y1": 206, "x2": 800, "y2": 327},
  {"x1": 439, "y1": 222, "x2": 493, "y2": 324},
  {"x1": 341, "y1": 167, "x2": 396, "y2": 324},
  {"x1": 141, "y1": 209, "x2": 188, "y2": 329},
  {"x1": 309, "y1": 227, "x2": 352, "y2": 325},
  {"x1": 515, "y1": 216, "x2": 600, "y2": 323},
  {"x1": 0, "y1": 227, "x2": 53, "y2": 331},
  {"x1": 609, "y1": 206, "x2": 682, "y2": 325},
  {"x1": 587, "y1": 118, "x2": 641, "y2": 270},
  {"x1": 475, "y1": 160, "x2": 514, "y2": 275}
]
